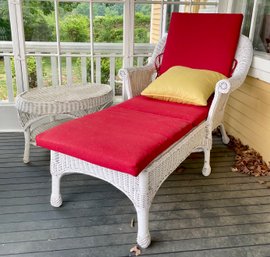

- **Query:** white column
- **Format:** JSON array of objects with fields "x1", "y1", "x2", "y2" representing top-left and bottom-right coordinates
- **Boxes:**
[
  {"x1": 8, "y1": 0, "x2": 29, "y2": 93},
  {"x1": 122, "y1": 0, "x2": 135, "y2": 100}
]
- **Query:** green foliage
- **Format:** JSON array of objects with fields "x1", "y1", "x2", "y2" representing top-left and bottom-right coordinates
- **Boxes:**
[
  {"x1": 1, "y1": 1, "x2": 151, "y2": 97},
  {"x1": 60, "y1": 14, "x2": 90, "y2": 42},
  {"x1": 135, "y1": 4, "x2": 151, "y2": 15},
  {"x1": 134, "y1": 13, "x2": 151, "y2": 43},
  {"x1": 77, "y1": 57, "x2": 122, "y2": 85},
  {"x1": 0, "y1": 2, "x2": 151, "y2": 43},
  {"x1": 93, "y1": 13, "x2": 150, "y2": 43},
  {"x1": 23, "y1": 1, "x2": 53, "y2": 41},
  {"x1": 134, "y1": 28, "x2": 149, "y2": 43},
  {"x1": 26, "y1": 57, "x2": 39, "y2": 88},
  {"x1": 94, "y1": 16, "x2": 123, "y2": 42},
  {"x1": 11, "y1": 57, "x2": 45, "y2": 88},
  {"x1": 73, "y1": 3, "x2": 90, "y2": 17},
  {"x1": 0, "y1": 1, "x2": 11, "y2": 40}
]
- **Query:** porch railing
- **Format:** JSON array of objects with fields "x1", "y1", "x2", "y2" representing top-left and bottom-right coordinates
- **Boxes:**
[{"x1": 0, "y1": 41, "x2": 155, "y2": 103}]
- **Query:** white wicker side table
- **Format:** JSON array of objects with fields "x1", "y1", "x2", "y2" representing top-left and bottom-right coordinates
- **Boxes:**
[{"x1": 16, "y1": 84, "x2": 113, "y2": 163}]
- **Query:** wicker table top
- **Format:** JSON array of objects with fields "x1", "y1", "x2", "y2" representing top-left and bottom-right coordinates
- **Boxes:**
[{"x1": 16, "y1": 84, "x2": 113, "y2": 115}]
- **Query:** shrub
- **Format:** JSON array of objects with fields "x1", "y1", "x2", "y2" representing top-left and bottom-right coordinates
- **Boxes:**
[{"x1": 60, "y1": 14, "x2": 90, "y2": 42}]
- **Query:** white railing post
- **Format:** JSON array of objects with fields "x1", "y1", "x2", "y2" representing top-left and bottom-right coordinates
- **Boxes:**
[
  {"x1": 54, "y1": 0, "x2": 62, "y2": 87},
  {"x1": 96, "y1": 56, "x2": 101, "y2": 84},
  {"x1": 89, "y1": 0, "x2": 95, "y2": 84},
  {"x1": 66, "y1": 54, "x2": 72, "y2": 86},
  {"x1": 110, "y1": 56, "x2": 116, "y2": 96},
  {"x1": 51, "y1": 56, "x2": 58, "y2": 87},
  {"x1": 8, "y1": 0, "x2": 29, "y2": 93},
  {"x1": 81, "y1": 56, "x2": 87, "y2": 85},
  {"x1": 35, "y1": 54, "x2": 43, "y2": 88},
  {"x1": 4, "y1": 56, "x2": 14, "y2": 102}
]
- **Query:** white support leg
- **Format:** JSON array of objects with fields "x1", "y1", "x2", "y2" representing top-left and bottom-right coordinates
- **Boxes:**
[
  {"x1": 135, "y1": 171, "x2": 151, "y2": 248},
  {"x1": 136, "y1": 207, "x2": 151, "y2": 248},
  {"x1": 23, "y1": 128, "x2": 30, "y2": 163},
  {"x1": 202, "y1": 147, "x2": 211, "y2": 176},
  {"x1": 219, "y1": 123, "x2": 230, "y2": 144},
  {"x1": 50, "y1": 175, "x2": 63, "y2": 207}
]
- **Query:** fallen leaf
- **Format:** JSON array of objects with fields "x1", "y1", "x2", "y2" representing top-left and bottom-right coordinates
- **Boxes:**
[
  {"x1": 130, "y1": 218, "x2": 135, "y2": 228},
  {"x1": 228, "y1": 135, "x2": 270, "y2": 177},
  {"x1": 175, "y1": 166, "x2": 185, "y2": 174},
  {"x1": 257, "y1": 180, "x2": 266, "y2": 185},
  {"x1": 231, "y1": 167, "x2": 238, "y2": 172},
  {"x1": 129, "y1": 245, "x2": 141, "y2": 256}
]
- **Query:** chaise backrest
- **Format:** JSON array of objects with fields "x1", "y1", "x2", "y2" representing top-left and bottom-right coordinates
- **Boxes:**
[
  {"x1": 158, "y1": 13, "x2": 243, "y2": 77},
  {"x1": 120, "y1": 13, "x2": 252, "y2": 100},
  {"x1": 146, "y1": 14, "x2": 253, "y2": 131}
]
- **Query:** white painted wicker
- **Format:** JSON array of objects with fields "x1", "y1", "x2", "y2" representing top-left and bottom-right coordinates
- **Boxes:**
[
  {"x1": 16, "y1": 84, "x2": 113, "y2": 163},
  {"x1": 49, "y1": 35, "x2": 253, "y2": 248}
]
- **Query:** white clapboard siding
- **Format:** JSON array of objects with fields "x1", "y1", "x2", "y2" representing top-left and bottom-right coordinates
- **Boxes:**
[
  {"x1": 224, "y1": 76, "x2": 270, "y2": 163},
  {"x1": 35, "y1": 55, "x2": 43, "y2": 88},
  {"x1": 4, "y1": 56, "x2": 14, "y2": 103}
]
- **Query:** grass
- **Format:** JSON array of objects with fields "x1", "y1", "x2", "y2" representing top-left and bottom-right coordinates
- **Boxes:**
[{"x1": 0, "y1": 58, "x2": 9, "y2": 101}]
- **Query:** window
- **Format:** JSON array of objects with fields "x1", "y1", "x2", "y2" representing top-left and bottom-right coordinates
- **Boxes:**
[
  {"x1": 232, "y1": 0, "x2": 270, "y2": 83},
  {"x1": 0, "y1": 0, "x2": 224, "y2": 104}
]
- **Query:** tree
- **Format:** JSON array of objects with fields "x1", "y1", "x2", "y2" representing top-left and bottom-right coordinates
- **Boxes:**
[
  {"x1": 60, "y1": 14, "x2": 90, "y2": 42},
  {"x1": 23, "y1": 1, "x2": 53, "y2": 41},
  {"x1": 0, "y1": 1, "x2": 11, "y2": 41}
]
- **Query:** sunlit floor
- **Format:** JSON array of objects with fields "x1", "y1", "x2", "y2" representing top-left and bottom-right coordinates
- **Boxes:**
[{"x1": 1, "y1": 133, "x2": 270, "y2": 257}]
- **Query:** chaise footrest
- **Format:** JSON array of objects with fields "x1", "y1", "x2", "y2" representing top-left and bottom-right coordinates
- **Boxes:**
[{"x1": 36, "y1": 96, "x2": 210, "y2": 176}]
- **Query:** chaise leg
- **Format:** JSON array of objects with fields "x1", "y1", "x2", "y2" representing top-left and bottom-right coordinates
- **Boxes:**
[
  {"x1": 219, "y1": 123, "x2": 230, "y2": 144},
  {"x1": 202, "y1": 147, "x2": 211, "y2": 176},
  {"x1": 23, "y1": 128, "x2": 30, "y2": 164},
  {"x1": 135, "y1": 206, "x2": 151, "y2": 248},
  {"x1": 50, "y1": 174, "x2": 63, "y2": 207}
]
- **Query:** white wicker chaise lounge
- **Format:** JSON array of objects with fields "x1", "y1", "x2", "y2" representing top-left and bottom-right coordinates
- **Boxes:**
[{"x1": 36, "y1": 13, "x2": 253, "y2": 249}]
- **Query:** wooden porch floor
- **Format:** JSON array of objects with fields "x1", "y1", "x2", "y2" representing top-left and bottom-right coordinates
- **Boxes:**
[{"x1": 1, "y1": 132, "x2": 270, "y2": 257}]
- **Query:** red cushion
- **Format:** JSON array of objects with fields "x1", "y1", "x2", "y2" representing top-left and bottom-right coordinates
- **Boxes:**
[
  {"x1": 159, "y1": 13, "x2": 243, "y2": 77},
  {"x1": 119, "y1": 96, "x2": 210, "y2": 126},
  {"x1": 36, "y1": 97, "x2": 210, "y2": 176}
]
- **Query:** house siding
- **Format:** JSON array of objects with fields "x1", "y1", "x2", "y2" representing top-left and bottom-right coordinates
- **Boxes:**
[
  {"x1": 150, "y1": 4, "x2": 162, "y2": 44},
  {"x1": 224, "y1": 76, "x2": 270, "y2": 163}
]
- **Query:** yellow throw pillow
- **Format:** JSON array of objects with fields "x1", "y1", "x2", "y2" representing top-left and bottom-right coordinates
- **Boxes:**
[{"x1": 141, "y1": 66, "x2": 226, "y2": 106}]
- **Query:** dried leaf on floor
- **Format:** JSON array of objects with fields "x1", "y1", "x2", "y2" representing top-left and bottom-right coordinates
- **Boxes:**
[
  {"x1": 231, "y1": 167, "x2": 238, "y2": 172},
  {"x1": 129, "y1": 245, "x2": 141, "y2": 256},
  {"x1": 130, "y1": 218, "x2": 135, "y2": 228},
  {"x1": 257, "y1": 180, "x2": 266, "y2": 185},
  {"x1": 228, "y1": 135, "x2": 270, "y2": 177},
  {"x1": 175, "y1": 166, "x2": 185, "y2": 174}
]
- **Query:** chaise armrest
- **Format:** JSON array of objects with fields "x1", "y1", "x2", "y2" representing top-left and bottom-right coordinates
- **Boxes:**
[
  {"x1": 119, "y1": 64, "x2": 156, "y2": 99},
  {"x1": 208, "y1": 75, "x2": 251, "y2": 132}
]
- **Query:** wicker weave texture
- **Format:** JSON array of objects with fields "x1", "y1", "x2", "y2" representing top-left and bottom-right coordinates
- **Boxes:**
[
  {"x1": 16, "y1": 84, "x2": 113, "y2": 163},
  {"x1": 49, "y1": 35, "x2": 253, "y2": 249}
]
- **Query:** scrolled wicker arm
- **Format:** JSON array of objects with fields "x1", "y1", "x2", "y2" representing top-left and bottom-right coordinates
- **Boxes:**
[
  {"x1": 119, "y1": 64, "x2": 156, "y2": 99},
  {"x1": 119, "y1": 35, "x2": 167, "y2": 99},
  {"x1": 207, "y1": 35, "x2": 253, "y2": 131}
]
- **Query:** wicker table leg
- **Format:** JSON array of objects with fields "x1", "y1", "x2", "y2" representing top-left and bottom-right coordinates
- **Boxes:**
[{"x1": 23, "y1": 128, "x2": 30, "y2": 164}]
